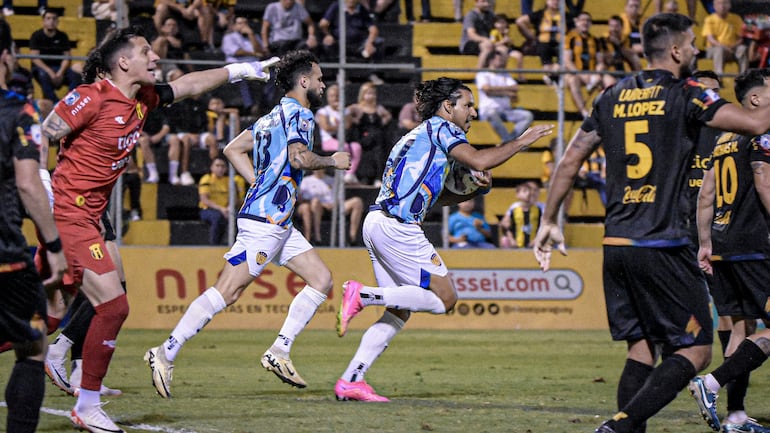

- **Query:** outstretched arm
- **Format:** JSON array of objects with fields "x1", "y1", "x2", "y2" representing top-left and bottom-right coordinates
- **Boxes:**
[
  {"x1": 168, "y1": 58, "x2": 279, "y2": 102},
  {"x1": 450, "y1": 124, "x2": 553, "y2": 171}
]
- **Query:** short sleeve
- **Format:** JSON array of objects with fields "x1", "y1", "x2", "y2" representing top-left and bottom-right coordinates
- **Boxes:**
[
  {"x1": 684, "y1": 78, "x2": 729, "y2": 125},
  {"x1": 54, "y1": 86, "x2": 100, "y2": 132}
]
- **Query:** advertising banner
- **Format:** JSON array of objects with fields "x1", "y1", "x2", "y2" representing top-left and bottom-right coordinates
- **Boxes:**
[{"x1": 122, "y1": 247, "x2": 607, "y2": 331}]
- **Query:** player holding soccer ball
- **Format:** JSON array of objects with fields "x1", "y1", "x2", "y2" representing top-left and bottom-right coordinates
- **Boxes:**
[{"x1": 334, "y1": 77, "x2": 552, "y2": 401}]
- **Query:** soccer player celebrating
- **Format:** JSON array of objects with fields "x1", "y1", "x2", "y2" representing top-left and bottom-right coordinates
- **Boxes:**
[
  {"x1": 334, "y1": 77, "x2": 552, "y2": 401},
  {"x1": 0, "y1": 19, "x2": 67, "y2": 433},
  {"x1": 532, "y1": 13, "x2": 770, "y2": 433},
  {"x1": 689, "y1": 68, "x2": 770, "y2": 433},
  {"x1": 145, "y1": 50, "x2": 351, "y2": 398},
  {"x1": 41, "y1": 26, "x2": 275, "y2": 432}
]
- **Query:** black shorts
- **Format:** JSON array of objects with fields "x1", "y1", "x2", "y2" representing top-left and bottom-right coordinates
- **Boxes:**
[
  {"x1": 711, "y1": 259, "x2": 770, "y2": 320},
  {"x1": 536, "y1": 41, "x2": 560, "y2": 65},
  {"x1": 0, "y1": 264, "x2": 47, "y2": 344},
  {"x1": 603, "y1": 245, "x2": 713, "y2": 349}
]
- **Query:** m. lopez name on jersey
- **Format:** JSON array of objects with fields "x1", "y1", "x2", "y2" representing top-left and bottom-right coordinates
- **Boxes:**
[{"x1": 612, "y1": 86, "x2": 666, "y2": 118}]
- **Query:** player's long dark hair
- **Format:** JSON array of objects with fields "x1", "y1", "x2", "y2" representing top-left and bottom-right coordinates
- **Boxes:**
[
  {"x1": 274, "y1": 50, "x2": 319, "y2": 93},
  {"x1": 415, "y1": 77, "x2": 471, "y2": 121},
  {"x1": 82, "y1": 26, "x2": 146, "y2": 84},
  {"x1": 734, "y1": 68, "x2": 770, "y2": 104},
  {"x1": 642, "y1": 13, "x2": 694, "y2": 61}
]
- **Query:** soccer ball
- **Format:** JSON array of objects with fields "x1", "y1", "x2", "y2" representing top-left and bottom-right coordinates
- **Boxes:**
[{"x1": 444, "y1": 161, "x2": 484, "y2": 195}]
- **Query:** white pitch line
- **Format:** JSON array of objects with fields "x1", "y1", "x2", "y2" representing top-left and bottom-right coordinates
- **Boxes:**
[{"x1": 1, "y1": 402, "x2": 201, "y2": 433}]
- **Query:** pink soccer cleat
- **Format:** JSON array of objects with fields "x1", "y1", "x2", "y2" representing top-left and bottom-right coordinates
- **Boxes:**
[
  {"x1": 334, "y1": 379, "x2": 390, "y2": 402},
  {"x1": 337, "y1": 280, "x2": 365, "y2": 337}
]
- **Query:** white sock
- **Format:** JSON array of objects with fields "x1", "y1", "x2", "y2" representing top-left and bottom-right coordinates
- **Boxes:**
[
  {"x1": 164, "y1": 287, "x2": 226, "y2": 361},
  {"x1": 725, "y1": 410, "x2": 748, "y2": 424},
  {"x1": 704, "y1": 373, "x2": 721, "y2": 393},
  {"x1": 48, "y1": 334, "x2": 73, "y2": 359},
  {"x1": 74, "y1": 388, "x2": 100, "y2": 412},
  {"x1": 146, "y1": 162, "x2": 158, "y2": 176},
  {"x1": 70, "y1": 359, "x2": 83, "y2": 388},
  {"x1": 273, "y1": 286, "x2": 326, "y2": 353},
  {"x1": 169, "y1": 160, "x2": 179, "y2": 178},
  {"x1": 361, "y1": 284, "x2": 446, "y2": 314},
  {"x1": 342, "y1": 311, "x2": 405, "y2": 382}
]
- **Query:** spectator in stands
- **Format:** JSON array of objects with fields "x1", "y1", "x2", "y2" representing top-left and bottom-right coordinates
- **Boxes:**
[
  {"x1": 319, "y1": 0, "x2": 385, "y2": 84},
  {"x1": 221, "y1": 15, "x2": 266, "y2": 113},
  {"x1": 260, "y1": 0, "x2": 318, "y2": 57},
  {"x1": 500, "y1": 181, "x2": 543, "y2": 249},
  {"x1": 574, "y1": 147, "x2": 607, "y2": 206},
  {"x1": 449, "y1": 199, "x2": 496, "y2": 249},
  {"x1": 459, "y1": 0, "x2": 497, "y2": 70},
  {"x1": 521, "y1": 0, "x2": 584, "y2": 16},
  {"x1": 563, "y1": 11, "x2": 604, "y2": 119},
  {"x1": 702, "y1": 0, "x2": 749, "y2": 76},
  {"x1": 490, "y1": 14, "x2": 525, "y2": 82},
  {"x1": 619, "y1": 0, "x2": 643, "y2": 55},
  {"x1": 200, "y1": 0, "x2": 235, "y2": 49},
  {"x1": 206, "y1": 96, "x2": 240, "y2": 157},
  {"x1": 475, "y1": 49, "x2": 534, "y2": 142},
  {"x1": 29, "y1": 9, "x2": 81, "y2": 102},
  {"x1": 164, "y1": 69, "x2": 216, "y2": 185},
  {"x1": 362, "y1": 0, "x2": 401, "y2": 23},
  {"x1": 91, "y1": 0, "x2": 117, "y2": 43},
  {"x1": 404, "y1": 0, "x2": 431, "y2": 23},
  {"x1": 198, "y1": 156, "x2": 246, "y2": 245},
  {"x1": 152, "y1": 17, "x2": 189, "y2": 76},
  {"x1": 296, "y1": 168, "x2": 364, "y2": 246},
  {"x1": 139, "y1": 105, "x2": 185, "y2": 185},
  {"x1": 654, "y1": 0, "x2": 714, "y2": 19},
  {"x1": 347, "y1": 81, "x2": 392, "y2": 186},
  {"x1": 600, "y1": 14, "x2": 641, "y2": 88},
  {"x1": 123, "y1": 156, "x2": 143, "y2": 221},
  {"x1": 516, "y1": 0, "x2": 563, "y2": 85},
  {"x1": 397, "y1": 93, "x2": 420, "y2": 136},
  {"x1": 153, "y1": 0, "x2": 206, "y2": 46},
  {"x1": 316, "y1": 83, "x2": 361, "y2": 184},
  {"x1": 2, "y1": 0, "x2": 46, "y2": 16}
]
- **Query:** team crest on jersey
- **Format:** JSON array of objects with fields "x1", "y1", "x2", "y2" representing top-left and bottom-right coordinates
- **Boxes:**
[
  {"x1": 757, "y1": 134, "x2": 770, "y2": 153},
  {"x1": 75, "y1": 195, "x2": 86, "y2": 207},
  {"x1": 299, "y1": 118, "x2": 310, "y2": 131},
  {"x1": 256, "y1": 251, "x2": 268, "y2": 265},
  {"x1": 135, "y1": 103, "x2": 144, "y2": 120},
  {"x1": 89, "y1": 243, "x2": 104, "y2": 260},
  {"x1": 430, "y1": 253, "x2": 442, "y2": 266},
  {"x1": 63, "y1": 91, "x2": 80, "y2": 106}
]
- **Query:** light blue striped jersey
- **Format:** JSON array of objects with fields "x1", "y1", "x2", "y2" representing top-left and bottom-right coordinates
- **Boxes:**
[
  {"x1": 238, "y1": 97, "x2": 315, "y2": 227},
  {"x1": 375, "y1": 115, "x2": 469, "y2": 223}
]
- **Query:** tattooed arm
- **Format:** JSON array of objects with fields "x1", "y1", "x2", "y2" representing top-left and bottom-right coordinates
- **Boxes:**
[
  {"x1": 41, "y1": 111, "x2": 73, "y2": 155},
  {"x1": 288, "y1": 142, "x2": 350, "y2": 171}
]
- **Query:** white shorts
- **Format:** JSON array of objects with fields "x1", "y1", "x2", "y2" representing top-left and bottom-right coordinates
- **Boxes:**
[
  {"x1": 362, "y1": 210, "x2": 447, "y2": 288},
  {"x1": 223, "y1": 218, "x2": 312, "y2": 277}
]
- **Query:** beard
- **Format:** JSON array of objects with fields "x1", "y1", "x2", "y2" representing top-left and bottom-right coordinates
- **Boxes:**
[
  {"x1": 307, "y1": 88, "x2": 324, "y2": 109},
  {"x1": 680, "y1": 58, "x2": 696, "y2": 79}
]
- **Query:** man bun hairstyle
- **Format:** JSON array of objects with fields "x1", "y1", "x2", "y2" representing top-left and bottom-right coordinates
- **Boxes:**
[{"x1": 415, "y1": 77, "x2": 471, "y2": 121}]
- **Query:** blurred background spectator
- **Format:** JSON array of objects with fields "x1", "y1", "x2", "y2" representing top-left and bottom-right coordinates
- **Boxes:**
[
  {"x1": 29, "y1": 9, "x2": 81, "y2": 102},
  {"x1": 475, "y1": 49, "x2": 534, "y2": 141},
  {"x1": 459, "y1": 0, "x2": 497, "y2": 70},
  {"x1": 702, "y1": 0, "x2": 749, "y2": 76},
  {"x1": 347, "y1": 81, "x2": 392, "y2": 186},
  {"x1": 296, "y1": 168, "x2": 364, "y2": 246},
  {"x1": 315, "y1": 83, "x2": 361, "y2": 184},
  {"x1": 563, "y1": 11, "x2": 603, "y2": 118},
  {"x1": 449, "y1": 199, "x2": 496, "y2": 249},
  {"x1": 198, "y1": 156, "x2": 246, "y2": 245},
  {"x1": 499, "y1": 181, "x2": 542, "y2": 249},
  {"x1": 260, "y1": 0, "x2": 318, "y2": 57}
]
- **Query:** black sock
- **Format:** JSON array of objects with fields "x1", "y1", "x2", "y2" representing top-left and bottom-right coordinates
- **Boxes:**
[
  {"x1": 613, "y1": 354, "x2": 696, "y2": 433},
  {"x1": 713, "y1": 339, "x2": 768, "y2": 387},
  {"x1": 617, "y1": 359, "x2": 653, "y2": 433},
  {"x1": 718, "y1": 330, "x2": 731, "y2": 355},
  {"x1": 725, "y1": 357, "x2": 749, "y2": 412},
  {"x1": 64, "y1": 299, "x2": 96, "y2": 360},
  {"x1": 5, "y1": 359, "x2": 45, "y2": 433}
]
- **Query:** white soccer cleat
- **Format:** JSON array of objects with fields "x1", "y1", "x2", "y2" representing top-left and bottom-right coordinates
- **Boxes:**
[
  {"x1": 260, "y1": 348, "x2": 307, "y2": 388},
  {"x1": 45, "y1": 351, "x2": 74, "y2": 395},
  {"x1": 144, "y1": 346, "x2": 173, "y2": 398},
  {"x1": 70, "y1": 402, "x2": 124, "y2": 433}
]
